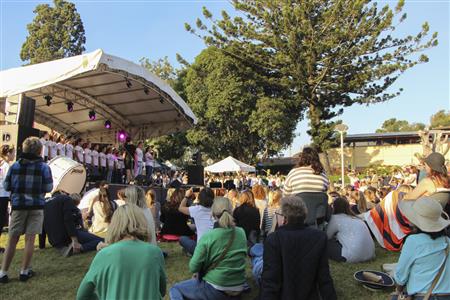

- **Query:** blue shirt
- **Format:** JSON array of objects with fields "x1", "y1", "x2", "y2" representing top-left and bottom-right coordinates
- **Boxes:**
[{"x1": 395, "y1": 233, "x2": 450, "y2": 295}]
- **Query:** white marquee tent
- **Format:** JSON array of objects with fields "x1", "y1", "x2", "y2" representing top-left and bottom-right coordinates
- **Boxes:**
[
  {"x1": 0, "y1": 49, "x2": 197, "y2": 143},
  {"x1": 204, "y1": 156, "x2": 256, "y2": 173}
]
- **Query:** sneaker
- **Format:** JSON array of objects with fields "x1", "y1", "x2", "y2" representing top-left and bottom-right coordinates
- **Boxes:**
[
  {"x1": 59, "y1": 245, "x2": 73, "y2": 257},
  {"x1": 19, "y1": 270, "x2": 34, "y2": 282},
  {"x1": 0, "y1": 274, "x2": 8, "y2": 284}
]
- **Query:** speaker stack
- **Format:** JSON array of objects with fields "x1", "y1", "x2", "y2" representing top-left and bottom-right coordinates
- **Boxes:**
[{"x1": 0, "y1": 94, "x2": 40, "y2": 157}]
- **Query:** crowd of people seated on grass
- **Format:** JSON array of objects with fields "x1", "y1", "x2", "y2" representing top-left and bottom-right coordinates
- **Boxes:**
[{"x1": 0, "y1": 137, "x2": 449, "y2": 300}]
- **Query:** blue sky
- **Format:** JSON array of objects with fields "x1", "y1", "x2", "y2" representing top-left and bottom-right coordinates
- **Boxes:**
[{"x1": 1, "y1": 0, "x2": 449, "y2": 155}]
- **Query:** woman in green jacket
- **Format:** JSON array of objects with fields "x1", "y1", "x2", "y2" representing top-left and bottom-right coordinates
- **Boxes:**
[
  {"x1": 170, "y1": 197, "x2": 248, "y2": 300},
  {"x1": 77, "y1": 204, "x2": 166, "y2": 300}
]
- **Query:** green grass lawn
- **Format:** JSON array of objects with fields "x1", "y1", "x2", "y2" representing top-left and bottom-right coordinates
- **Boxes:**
[{"x1": 0, "y1": 236, "x2": 399, "y2": 300}]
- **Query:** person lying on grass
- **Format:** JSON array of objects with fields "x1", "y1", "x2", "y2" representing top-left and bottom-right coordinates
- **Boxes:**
[{"x1": 77, "y1": 204, "x2": 166, "y2": 300}]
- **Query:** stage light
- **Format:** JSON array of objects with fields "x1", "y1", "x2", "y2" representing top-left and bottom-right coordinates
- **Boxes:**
[
  {"x1": 67, "y1": 102, "x2": 74, "y2": 112},
  {"x1": 44, "y1": 95, "x2": 52, "y2": 106},
  {"x1": 88, "y1": 110, "x2": 96, "y2": 121},
  {"x1": 104, "y1": 120, "x2": 111, "y2": 129},
  {"x1": 143, "y1": 87, "x2": 149, "y2": 95},
  {"x1": 159, "y1": 96, "x2": 164, "y2": 104},
  {"x1": 118, "y1": 130, "x2": 128, "y2": 142},
  {"x1": 126, "y1": 78, "x2": 132, "y2": 88}
]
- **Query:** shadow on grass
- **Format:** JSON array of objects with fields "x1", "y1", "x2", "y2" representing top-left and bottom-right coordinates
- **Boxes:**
[{"x1": 0, "y1": 237, "x2": 398, "y2": 300}]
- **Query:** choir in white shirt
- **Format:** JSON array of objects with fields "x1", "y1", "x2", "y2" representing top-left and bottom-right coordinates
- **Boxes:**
[{"x1": 38, "y1": 133, "x2": 153, "y2": 184}]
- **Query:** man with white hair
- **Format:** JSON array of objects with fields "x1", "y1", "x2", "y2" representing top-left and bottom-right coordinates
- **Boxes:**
[
  {"x1": 260, "y1": 196, "x2": 337, "y2": 300},
  {"x1": 0, "y1": 137, "x2": 53, "y2": 283}
]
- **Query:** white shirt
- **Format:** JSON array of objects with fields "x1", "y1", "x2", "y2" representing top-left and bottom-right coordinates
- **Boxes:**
[
  {"x1": 117, "y1": 157, "x2": 124, "y2": 169},
  {"x1": 74, "y1": 145, "x2": 84, "y2": 163},
  {"x1": 0, "y1": 160, "x2": 10, "y2": 197},
  {"x1": 40, "y1": 138, "x2": 48, "y2": 157},
  {"x1": 65, "y1": 144, "x2": 74, "y2": 159},
  {"x1": 107, "y1": 153, "x2": 115, "y2": 168},
  {"x1": 99, "y1": 152, "x2": 106, "y2": 167},
  {"x1": 57, "y1": 143, "x2": 65, "y2": 156},
  {"x1": 48, "y1": 141, "x2": 57, "y2": 158},
  {"x1": 79, "y1": 188, "x2": 98, "y2": 210},
  {"x1": 135, "y1": 148, "x2": 143, "y2": 163},
  {"x1": 145, "y1": 152, "x2": 154, "y2": 166},
  {"x1": 326, "y1": 214, "x2": 375, "y2": 263},
  {"x1": 92, "y1": 150, "x2": 99, "y2": 166},
  {"x1": 84, "y1": 148, "x2": 92, "y2": 164},
  {"x1": 188, "y1": 205, "x2": 214, "y2": 242}
]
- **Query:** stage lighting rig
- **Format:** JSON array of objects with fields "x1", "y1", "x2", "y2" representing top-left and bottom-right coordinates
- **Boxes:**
[
  {"x1": 126, "y1": 78, "x2": 132, "y2": 88},
  {"x1": 67, "y1": 102, "x2": 74, "y2": 112},
  {"x1": 104, "y1": 120, "x2": 111, "y2": 129},
  {"x1": 88, "y1": 110, "x2": 96, "y2": 121},
  {"x1": 44, "y1": 95, "x2": 52, "y2": 106}
]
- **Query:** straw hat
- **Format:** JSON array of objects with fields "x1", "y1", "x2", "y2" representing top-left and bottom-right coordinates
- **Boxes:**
[{"x1": 398, "y1": 197, "x2": 450, "y2": 232}]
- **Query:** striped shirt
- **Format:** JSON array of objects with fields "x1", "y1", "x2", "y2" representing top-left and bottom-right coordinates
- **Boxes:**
[
  {"x1": 283, "y1": 167, "x2": 329, "y2": 196},
  {"x1": 262, "y1": 206, "x2": 278, "y2": 234}
]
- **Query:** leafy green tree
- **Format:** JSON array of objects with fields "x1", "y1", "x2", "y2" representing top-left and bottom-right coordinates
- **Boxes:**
[
  {"x1": 186, "y1": 0, "x2": 438, "y2": 156},
  {"x1": 140, "y1": 56, "x2": 190, "y2": 162},
  {"x1": 376, "y1": 118, "x2": 426, "y2": 132},
  {"x1": 20, "y1": 0, "x2": 86, "y2": 64},
  {"x1": 430, "y1": 110, "x2": 450, "y2": 129},
  {"x1": 184, "y1": 47, "x2": 301, "y2": 162}
]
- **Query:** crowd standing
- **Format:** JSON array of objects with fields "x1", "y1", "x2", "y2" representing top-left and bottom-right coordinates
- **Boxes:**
[{"x1": 0, "y1": 137, "x2": 449, "y2": 300}]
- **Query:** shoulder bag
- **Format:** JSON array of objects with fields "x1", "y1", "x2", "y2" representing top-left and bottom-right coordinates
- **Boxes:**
[{"x1": 199, "y1": 228, "x2": 236, "y2": 281}]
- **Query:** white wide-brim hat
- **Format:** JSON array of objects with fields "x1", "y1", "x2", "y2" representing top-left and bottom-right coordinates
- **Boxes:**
[{"x1": 398, "y1": 197, "x2": 450, "y2": 232}]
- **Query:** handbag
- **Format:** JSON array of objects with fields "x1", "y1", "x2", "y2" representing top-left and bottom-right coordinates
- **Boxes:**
[
  {"x1": 390, "y1": 238, "x2": 449, "y2": 300},
  {"x1": 199, "y1": 228, "x2": 236, "y2": 280}
]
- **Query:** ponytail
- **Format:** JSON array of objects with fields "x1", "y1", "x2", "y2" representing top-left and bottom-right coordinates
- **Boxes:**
[
  {"x1": 217, "y1": 210, "x2": 235, "y2": 229},
  {"x1": 212, "y1": 197, "x2": 235, "y2": 229}
]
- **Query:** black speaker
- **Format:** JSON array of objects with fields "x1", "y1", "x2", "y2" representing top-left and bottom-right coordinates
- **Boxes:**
[
  {"x1": 0, "y1": 124, "x2": 40, "y2": 157},
  {"x1": 17, "y1": 96, "x2": 36, "y2": 127},
  {"x1": 187, "y1": 165, "x2": 204, "y2": 186}
]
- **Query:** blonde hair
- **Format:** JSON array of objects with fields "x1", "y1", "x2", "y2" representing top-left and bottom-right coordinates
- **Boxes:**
[
  {"x1": 106, "y1": 204, "x2": 151, "y2": 244},
  {"x1": 252, "y1": 184, "x2": 266, "y2": 200},
  {"x1": 351, "y1": 190, "x2": 368, "y2": 213},
  {"x1": 239, "y1": 191, "x2": 256, "y2": 207},
  {"x1": 145, "y1": 189, "x2": 156, "y2": 208},
  {"x1": 166, "y1": 188, "x2": 176, "y2": 201},
  {"x1": 268, "y1": 189, "x2": 282, "y2": 208},
  {"x1": 22, "y1": 137, "x2": 42, "y2": 156},
  {"x1": 212, "y1": 197, "x2": 235, "y2": 228},
  {"x1": 125, "y1": 186, "x2": 148, "y2": 209},
  {"x1": 363, "y1": 189, "x2": 378, "y2": 204}
]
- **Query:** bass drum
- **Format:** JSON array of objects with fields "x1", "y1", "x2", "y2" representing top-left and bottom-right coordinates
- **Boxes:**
[{"x1": 48, "y1": 156, "x2": 86, "y2": 195}]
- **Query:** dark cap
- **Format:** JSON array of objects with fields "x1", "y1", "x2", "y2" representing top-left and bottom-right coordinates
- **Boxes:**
[{"x1": 424, "y1": 152, "x2": 447, "y2": 174}]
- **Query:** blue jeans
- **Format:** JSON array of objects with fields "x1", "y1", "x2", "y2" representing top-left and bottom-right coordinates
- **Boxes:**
[
  {"x1": 146, "y1": 165, "x2": 153, "y2": 182},
  {"x1": 76, "y1": 230, "x2": 103, "y2": 252},
  {"x1": 249, "y1": 243, "x2": 264, "y2": 286},
  {"x1": 107, "y1": 168, "x2": 113, "y2": 183},
  {"x1": 179, "y1": 236, "x2": 197, "y2": 255},
  {"x1": 170, "y1": 279, "x2": 240, "y2": 300}
]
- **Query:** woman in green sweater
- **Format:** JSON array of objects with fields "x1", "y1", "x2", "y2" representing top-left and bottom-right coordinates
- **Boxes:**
[
  {"x1": 77, "y1": 204, "x2": 166, "y2": 300},
  {"x1": 170, "y1": 197, "x2": 248, "y2": 300}
]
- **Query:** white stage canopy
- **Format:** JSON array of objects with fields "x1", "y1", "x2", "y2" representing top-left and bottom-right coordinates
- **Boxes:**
[
  {"x1": 204, "y1": 156, "x2": 256, "y2": 173},
  {"x1": 0, "y1": 49, "x2": 197, "y2": 143}
]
